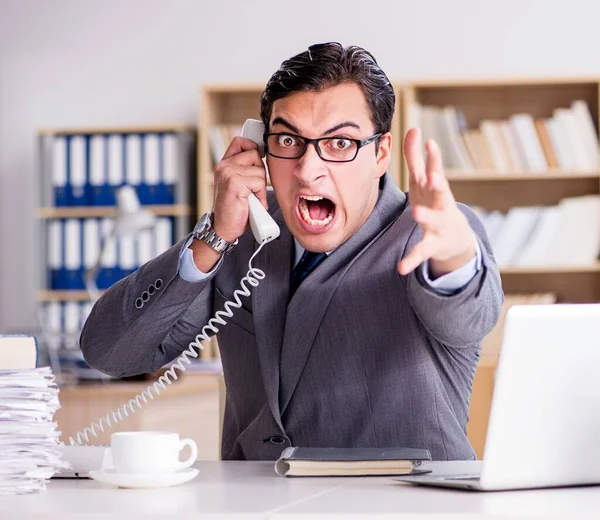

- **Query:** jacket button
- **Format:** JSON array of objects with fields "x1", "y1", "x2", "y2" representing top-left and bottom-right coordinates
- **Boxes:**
[
  {"x1": 155, "y1": 278, "x2": 163, "y2": 290},
  {"x1": 269, "y1": 435, "x2": 286, "y2": 445},
  {"x1": 135, "y1": 298, "x2": 143, "y2": 309}
]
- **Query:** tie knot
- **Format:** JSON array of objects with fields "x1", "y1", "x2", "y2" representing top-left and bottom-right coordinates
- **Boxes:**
[
  {"x1": 289, "y1": 250, "x2": 327, "y2": 298},
  {"x1": 299, "y1": 250, "x2": 327, "y2": 271}
]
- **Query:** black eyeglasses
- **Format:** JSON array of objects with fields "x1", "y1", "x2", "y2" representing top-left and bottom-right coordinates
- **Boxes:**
[{"x1": 264, "y1": 132, "x2": 381, "y2": 163}]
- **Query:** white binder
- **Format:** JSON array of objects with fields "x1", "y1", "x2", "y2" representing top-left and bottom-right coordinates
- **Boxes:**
[
  {"x1": 69, "y1": 135, "x2": 87, "y2": 204},
  {"x1": 89, "y1": 135, "x2": 107, "y2": 205},
  {"x1": 161, "y1": 134, "x2": 178, "y2": 203},
  {"x1": 47, "y1": 220, "x2": 63, "y2": 289},
  {"x1": 99, "y1": 218, "x2": 117, "y2": 288},
  {"x1": 82, "y1": 219, "x2": 100, "y2": 272},
  {"x1": 125, "y1": 134, "x2": 142, "y2": 190},
  {"x1": 45, "y1": 301, "x2": 63, "y2": 350},
  {"x1": 118, "y1": 233, "x2": 136, "y2": 276},
  {"x1": 52, "y1": 136, "x2": 68, "y2": 205},
  {"x1": 64, "y1": 301, "x2": 81, "y2": 339},
  {"x1": 136, "y1": 229, "x2": 154, "y2": 266},
  {"x1": 108, "y1": 134, "x2": 124, "y2": 193},
  {"x1": 143, "y1": 133, "x2": 161, "y2": 203},
  {"x1": 154, "y1": 218, "x2": 173, "y2": 257},
  {"x1": 64, "y1": 219, "x2": 82, "y2": 289}
]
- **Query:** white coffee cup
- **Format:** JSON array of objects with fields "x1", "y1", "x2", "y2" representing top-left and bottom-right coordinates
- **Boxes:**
[{"x1": 110, "y1": 431, "x2": 198, "y2": 474}]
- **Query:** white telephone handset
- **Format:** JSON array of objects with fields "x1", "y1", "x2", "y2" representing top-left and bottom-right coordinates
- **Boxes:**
[
  {"x1": 64, "y1": 120, "x2": 280, "y2": 454},
  {"x1": 241, "y1": 119, "x2": 280, "y2": 244}
]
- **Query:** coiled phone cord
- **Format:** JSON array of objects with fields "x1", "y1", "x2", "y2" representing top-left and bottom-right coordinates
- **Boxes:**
[{"x1": 68, "y1": 241, "x2": 268, "y2": 446}]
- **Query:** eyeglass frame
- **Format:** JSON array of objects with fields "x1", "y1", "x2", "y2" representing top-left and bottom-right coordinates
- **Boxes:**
[{"x1": 263, "y1": 131, "x2": 382, "y2": 163}]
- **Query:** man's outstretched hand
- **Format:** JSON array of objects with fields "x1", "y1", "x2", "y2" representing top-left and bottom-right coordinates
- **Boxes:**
[{"x1": 397, "y1": 128, "x2": 476, "y2": 278}]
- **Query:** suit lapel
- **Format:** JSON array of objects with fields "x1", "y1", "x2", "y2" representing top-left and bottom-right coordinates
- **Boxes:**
[
  {"x1": 251, "y1": 209, "x2": 293, "y2": 431},
  {"x1": 279, "y1": 174, "x2": 407, "y2": 415}
]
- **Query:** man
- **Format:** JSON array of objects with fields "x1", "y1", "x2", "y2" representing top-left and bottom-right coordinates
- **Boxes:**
[{"x1": 80, "y1": 42, "x2": 503, "y2": 461}]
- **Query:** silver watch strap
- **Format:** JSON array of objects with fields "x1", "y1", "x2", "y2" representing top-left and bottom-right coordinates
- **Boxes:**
[{"x1": 194, "y1": 213, "x2": 238, "y2": 254}]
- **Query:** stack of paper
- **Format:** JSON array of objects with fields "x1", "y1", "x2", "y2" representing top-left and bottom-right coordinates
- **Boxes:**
[{"x1": 0, "y1": 367, "x2": 68, "y2": 495}]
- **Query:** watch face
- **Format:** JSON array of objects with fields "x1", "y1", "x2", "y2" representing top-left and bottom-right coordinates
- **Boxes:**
[
  {"x1": 194, "y1": 213, "x2": 211, "y2": 234},
  {"x1": 192, "y1": 212, "x2": 236, "y2": 254}
]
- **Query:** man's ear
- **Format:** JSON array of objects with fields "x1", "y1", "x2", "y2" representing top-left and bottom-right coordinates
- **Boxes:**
[{"x1": 376, "y1": 132, "x2": 392, "y2": 177}]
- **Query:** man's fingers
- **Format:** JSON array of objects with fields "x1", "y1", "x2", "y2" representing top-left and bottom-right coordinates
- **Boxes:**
[
  {"x1": 238, "y1": 173, "x2": 269, "y2": 209},
  {"x1": 397, "y1": 234, "x2": 437, "y2": 275},
  {"x1": 425, "y1": 139, "x2": 444, "y2": 185},
  {"x1": 222, "y1": 136, "x2": 261, "y2": 161},
  {"x1": 403, "y1": 128, "x2": 426, "y2": 188},
  {"x1": 250, "y1": 179, "x2": 269, "y2": 211},
  {"x1": 412, "y1": 205, "x2": 441, "y2": 231},
  {"x1": 424, "y1": 139, "x2": 456, "y2": 208}
]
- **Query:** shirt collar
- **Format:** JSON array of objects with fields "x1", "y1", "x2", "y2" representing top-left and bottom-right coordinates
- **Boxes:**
[{"x1": 293, "y1": 238, "x2": 333, "y2": 269}]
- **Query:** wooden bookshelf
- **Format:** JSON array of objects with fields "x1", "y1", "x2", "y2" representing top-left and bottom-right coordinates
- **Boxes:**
[
  {"x1": 36, "y1": 124, "x2": 196, "y2": 375},
  {"x1": 36, "y1": 290, "x2": 103, "y2": 302},
  {"x1": 401, "y1": 77, "x2": 600, "y2": 276},
  {"x1": 389, "y1": 82, "x2": 403, "y2": 184},
  {"x1": 198, "y1": 84, "x2": 265, "y2": 217},
  {"x1": 446, "y1": 169, "x2": 600, "y2": 181},
  {"x1": 37, "y1": 124, "x2": 195, "y2": 136},
  {"x1": 37, "y1": 204, "x2": 193, "y2": 219},
  {"x1": 402, "y1": 78, "x2": 600, "y2": 458},
  {"x1": 500, "y1": 263, "x2": 600, "y2": 274}
]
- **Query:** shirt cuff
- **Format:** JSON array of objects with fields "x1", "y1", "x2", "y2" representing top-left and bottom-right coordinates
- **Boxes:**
[
  {"x1": 421, "y1": 234, "x2": 482, "y2": 295},
  {"x1": 178, "y1": 236, "x2": 223, "y2": 283}
]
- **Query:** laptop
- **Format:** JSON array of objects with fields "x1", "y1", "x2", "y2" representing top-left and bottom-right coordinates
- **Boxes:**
[{"x1": 396, "y1": 303, "x2": 600, "y2": 491}]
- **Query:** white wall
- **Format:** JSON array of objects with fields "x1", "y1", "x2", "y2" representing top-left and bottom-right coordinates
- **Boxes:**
[{"x1": 1, "y1": 0, "x2": 599, "y2": 331}]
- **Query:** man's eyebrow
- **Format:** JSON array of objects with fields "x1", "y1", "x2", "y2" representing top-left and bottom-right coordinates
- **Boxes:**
[
  {"x1": 323, "y1": 121, "x2": 361, "y2": 135},
  {"x1": 271, "y1": 117, "x2": 361, "y2": 136},
  {"x1": 271, "y1": 117, "x2": 300, "y2": 134}
]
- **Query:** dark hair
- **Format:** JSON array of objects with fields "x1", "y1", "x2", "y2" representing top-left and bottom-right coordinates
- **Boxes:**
[{"x1": 260, "y1": 42, "x2": 395, "y2": 138}]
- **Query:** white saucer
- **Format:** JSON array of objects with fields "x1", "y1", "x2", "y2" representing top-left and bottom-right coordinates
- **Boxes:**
[{"x1": 89, "y1": 468, "x2": 199, "y2": 489}]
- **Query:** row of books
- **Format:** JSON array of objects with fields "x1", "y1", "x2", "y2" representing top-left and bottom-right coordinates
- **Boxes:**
[
  {"x1": 46, "y1": 217, "x2": 174, "y2": 290},
  {"x1": 50, "y1": 132, "x2": 181, "y2": 207},
  {"x1": 411, "y1": 100, "x2": 600, "y2": 172},
  {"x1": 471, "y1": 194, "x2": 600, "y2": 267}
]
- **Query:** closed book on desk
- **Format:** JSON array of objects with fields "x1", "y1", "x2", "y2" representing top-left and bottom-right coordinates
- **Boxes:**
[
  {"x1": 0, "y1": 335, "x2": 39, "y2": 369},
  {"x1": 275, "y1": 447, "x2": 431, "y2": 477}
]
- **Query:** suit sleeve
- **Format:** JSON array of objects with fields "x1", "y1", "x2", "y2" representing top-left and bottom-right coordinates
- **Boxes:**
[
  {"x1": 79, "y1": 235, "x2": 216, "y2": 377},
  {"x1": 403, "y1": 203, "x2": 504, "y2": 348}
]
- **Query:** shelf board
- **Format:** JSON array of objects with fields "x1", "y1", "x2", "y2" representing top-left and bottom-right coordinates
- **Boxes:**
[
  {"x1": 500, "y1": 263, "x2": 600, "y2": 275},
  {"x1": 203, "y1": 83, "x2": 265, "y2": 94},
  {"x1": 37, "y1": 290, "x2": 101, "y2": 302},
  {"x1": 408, "y1": 76, "x2": 600, "y2": 88},
  {"x1": 37, "y1": 204, "x2": 193, "y2": 219},
  {"x1": 446, "y1": 170, "x2": 600, "y2": 181},
  {"x1": 37, "y1": 124, "x2": 195, "y2": 136}
]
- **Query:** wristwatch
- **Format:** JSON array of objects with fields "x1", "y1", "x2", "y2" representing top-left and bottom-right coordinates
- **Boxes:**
[{"x1": 192, "y1": 212, "x2": 238, "y2": 254}]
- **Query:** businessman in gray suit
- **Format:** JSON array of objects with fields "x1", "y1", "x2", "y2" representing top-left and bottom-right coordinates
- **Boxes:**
[{"x1": 80, "y1": 42, "x2": 503, "y2": 461}]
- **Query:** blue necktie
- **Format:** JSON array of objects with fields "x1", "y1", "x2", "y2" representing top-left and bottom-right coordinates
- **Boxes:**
[{"x1": 289, "y1": 250, "x2": 327, "y2": 298}]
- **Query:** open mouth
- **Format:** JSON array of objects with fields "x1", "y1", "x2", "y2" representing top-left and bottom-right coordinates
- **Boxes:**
[{"x1": 298, "y1": 195, "x2": 336, "y2": 228}]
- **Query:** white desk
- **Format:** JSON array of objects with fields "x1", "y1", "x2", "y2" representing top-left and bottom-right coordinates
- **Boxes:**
[{"x1": 3, "y1": 461, "x2": 600, "y2": 519}]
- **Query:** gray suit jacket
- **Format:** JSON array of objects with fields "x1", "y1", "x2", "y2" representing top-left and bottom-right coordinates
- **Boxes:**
[{"x1": 80, "y1": 173, "x2": 503, "y2": 461}]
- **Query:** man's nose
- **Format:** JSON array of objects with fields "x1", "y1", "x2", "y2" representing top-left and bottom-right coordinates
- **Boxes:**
[{"x1": 294, "y1": 142, "x2": 327, "y2": 183}]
